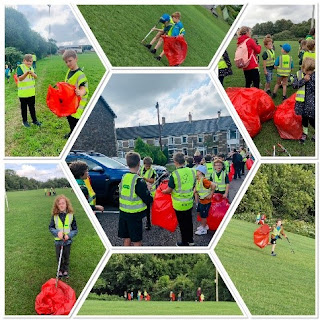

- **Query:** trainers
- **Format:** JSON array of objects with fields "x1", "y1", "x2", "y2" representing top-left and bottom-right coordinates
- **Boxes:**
[
  {"x1": 196, "y1": 225, "x2": 209, "y2": 231},
  {"x1": 23, "y1": 121, "x2": 30, "y2": 127},
  {"x1": 266, "y1": 89, "x2": 271, "y2": 96},
  {"x1": 271, "y1": 252, "x2": 277, "y2": 256},
  {"x1": 195, "y1": 227, "x2": 207, "y2": 235},
  {"x1": 144, "y1": 44, "x2": 152, "y2": 49},
  {"x1": 282, "y1": 95, "x2": 287, "y2": 101},
  {"x1": 188, "y1": 241, "x2": 195, "y2": 246},
  {"x1": 299, "y1": 133, "x2": 307, "y2": 144},
  {"x1": 155, "y1": 56, "x2": 161, "y2": 61},
  {"x1": 58, "y1": 271, "x2": 63, "y2": 278},
  {"x1": 271, "y1": 93, "x2": 277, "y2": 99},
  {"x1": 145, "y1": 224, "x2": 151, "y2": 231},
  {"x1": 150, "y1": 49, "x2": 157, "y2": 54},
  {"x1": 33, "y1": 120, "x2": 42, "y2": 126},
  {"x1": 63, "y1": 271, "x2": 69, "y2": 279},
  {"x1": 176, "y1": 242, "x2": 189, "y2": 247}
]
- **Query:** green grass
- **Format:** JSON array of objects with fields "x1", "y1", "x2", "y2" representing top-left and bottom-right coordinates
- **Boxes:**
[
  {"x1": 5, "y1": 53, "x2": 105, "y2": 157},
  {"x1": 79, "y1": 300, "x2": 242, "y2": 315},
  {"x1": 78, "y1": 5, "x2": 234, "y2": 67},
  {"x1": 223, "y1": 39, "x2": 314, "y2": 157},
  {"x1": 5, "y1": 188, "x2": 106, "y2": 315},
  {"x1": 215, "y1": 219, "x2": 315, "y2": 315}
]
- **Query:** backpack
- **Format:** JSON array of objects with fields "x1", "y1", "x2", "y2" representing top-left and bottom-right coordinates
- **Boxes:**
[{"x1": 234, "y1": 38, "x2": 256, "y2": 69}]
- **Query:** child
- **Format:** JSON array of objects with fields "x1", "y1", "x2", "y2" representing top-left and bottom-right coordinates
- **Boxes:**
[
  {"x1": 262, "y1": 37, "x2": 275, "y2": 95},
  {"x1": 222, "y1": 154, "x2": 230, "y2": 174},
  {"x1": 203, "y1": 154, "x2": 213, "y2": 179},
  {"x1": 62, "y1": 50, "x2": 88, "y2": 139},
  {"x1": 154, "y1": 12, "x2": 186, "y2": 61},
  {"x1": 269, "y1": 218, "x2": 287, "y2": 256},
  {"x1": 162, "y1": 152, "x2": 196, "y2": 246},
  {"x1": 212, "y1": 159, "x2": 229, "y2": 198},
  {"x1": 292, "y1": 57, "x2": 315, "y2": 143},
  {"x1": 302, "y1": 39, "x2": 316, "y2": 61},
  {"x1": 49, "y1": 195, "x2": 78, "y2": 278},
  {"x1": 118, "y1": 152, "x2": 153, "y2": 246},
  {"x1": 218, "y1": 50, "x2": 233, "y2": 85},
  {"x1": 255, "y1": 212, "x2": 266, "y2": 225},
  {"x1": 5, "y1": 64, "x2": 11, "y2": 83},
  {"x1": 17, "y1": 54, "x2": 42, "y2": 127},
  {"x1": 298, "y1": 39, "x2": 307, "y2": 66},
  {"x1": 139, "y1": 156, "x2": 157, "y2": 230},
  {"x1": 272, "y1": 43, "x2": 293, "y2": 101},
  {"x1": 194, "y1": 165, "x2": 215, "y2": 235}
]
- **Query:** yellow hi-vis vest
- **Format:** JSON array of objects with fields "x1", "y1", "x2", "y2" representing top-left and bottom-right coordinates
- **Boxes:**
[
  {"x1": 119, "y1": 173, "x2": 147, "y2": 213},
  {"x1": 224, "y1": 160, "x2": 230, "y2": 173},
  {"x1": 277, "y1": 55, "x2": 292, "y2": 76},
  {"x1": 18, "y1": 64, "x2": 36, "y2": 98},
  {"x1": 168, "y1": 23, "x2": 185, "y2": 36},
  {"x1": 303, "y1": 51, "x2": 316, "y2": 61},
  {"x1": 84, "y1": 178, "x2": 96, "y2": 206},
  {"x1": 218, "y1": 56, "x2": 228, "y2": 69},
  {"x1": 139, "y1": 166, "x2": 157, "y2": 196},
  {"x1": 295, "y1": 70, "x2": 305, "y2": 102},
  {"x1": 32, "y1": 54, "x2": 37, "y2": 62},
  {"x1": 65, "y1": 69, "x2": 89, "y2": 119},
  {"x1": 205, "y1": 162, "x2": 213, "y2": 179},
  {"x1": 171, "y1": 167, "x2": 195, "y2": 211},
  {"x1": 161, "y1": 16, "x2": 174, "y2": 30},
  {"x1": 213, "y1": 171, "x2": 226, "y2": 192},
  {"x1": 54, "y1": 213, "x2": 73, "y2": 240},
  {"x1": 271, "y1": 225, "x2": 282, "y2": 238},
  {"x1": 265, "y1": 49, "x2": 275, "y2": 67},
  {"x1": 195, "y1": 178, "x2": 211, "y2": 199}
]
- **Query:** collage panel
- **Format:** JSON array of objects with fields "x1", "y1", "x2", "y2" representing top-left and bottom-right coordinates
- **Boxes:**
[
  {"x1": 78, "y1": 253, "x2": 243, "y2": 316},
  {"x1": 218, "y1": 5, "x2": 316, "y2": 157},
  {"x1": 5, "y1": 163, "x2": 106, "y2": 315},
  {"x1": 215, "y1": 163, "x2": 316, "y2": 315},
  {"x1": 5, "y1": 5, "x2": 107, "y2": 157},
  {"x1": 65, "y1": 73, "x2": 255, "y2": 247},
  {"x1": 78, "y1": 5, "x2": 242, "y2": 67}
]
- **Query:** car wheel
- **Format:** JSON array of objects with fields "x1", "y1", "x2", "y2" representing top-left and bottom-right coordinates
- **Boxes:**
[{"x1": 110, "y1": 184, "x2": 120, "y2": 207}]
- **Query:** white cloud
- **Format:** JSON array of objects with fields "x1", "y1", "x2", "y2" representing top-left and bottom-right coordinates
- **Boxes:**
[{"x1": 16, "y1": 165, "x2": 65, "y2": 182}]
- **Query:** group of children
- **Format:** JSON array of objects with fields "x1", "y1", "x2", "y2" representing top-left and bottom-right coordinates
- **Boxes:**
[
  {"x1": 10, "y1": 50, "x2": 88, "y2": 138},
  {"x1": 124, "y1": 290, "x2": 150, "y2": 301}
]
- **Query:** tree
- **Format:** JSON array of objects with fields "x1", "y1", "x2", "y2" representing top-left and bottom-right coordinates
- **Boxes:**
[{"x1": 5, "y1": 47, "x2": 23, "y2": 66}]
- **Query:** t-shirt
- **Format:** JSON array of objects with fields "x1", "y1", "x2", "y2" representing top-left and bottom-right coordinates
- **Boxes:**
[
  {"x1": 262, "y1": 50, "x2": 275, "y2": 70},
  {"x1": 197, "y1": 178, "x2": 212, "y2": 205},
  {"x1": 170, "y1": 21, "x2": 185, "y2": 36}
]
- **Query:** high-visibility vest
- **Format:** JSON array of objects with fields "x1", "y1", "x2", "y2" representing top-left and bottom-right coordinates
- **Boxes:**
[
  {"x1": 119, "y1": 173, "x2": 147, "y2": 213},
  {"x1": 218, "y1": 56, "x2": 228, "y2": 69},
  {"x1": 18, "y1": 64, "x2": 35, "y2": 98},
  {"x1": 303, "y1": 51, "x2": 316, "y2": 60},
  {"x1": 213, "y1": 171, "x2": 226, "y2": 192},
  {"x1": 32, "y1": 54, "x2": 37, "y2": 62},
  {"x1": 224, "y1": 160, "x2": 230, "y2": 173},
  {"x1": 196, "y1": 178, "x2": 211, "y2": 199},
  {"x1": 171, "y1": 167, "x2": 195, "y2": 211},
  {"x1": 168, "y1": 23, "x2": 185, "y2": 36},
  {"x1": 140, "y1": 166, "x2": 156, "y2": 197},
  {"x1": 240, "y1": 151, "x2": 247, "y2": 162},
  {"x1": 205, "y1": 162, "x2": 213, "y2": 179},
  {"x1": 295, "y1": 70, "x2": 305, "y2": 102},
  {"x1": 265, "y1": 49, "x2": 275, "y2": 67},
  {"x1": 65, "y1": 69, "x2": 89, "y2": 119},
  {"x1": 271, "y1": 225, "x2": 282, "y2": 238},
  {"x1": 277, "y1": 55, "x2": 292, "y2": 76},
  {"x1": 84, "y1": 178, "x2": 96, "y2": 206},
  {"x1": 54, "y1": 213, "x2": 73, "y2": 240},
  {"x1": 161, "y1": 16, "x2": 174, "y2": 30}
]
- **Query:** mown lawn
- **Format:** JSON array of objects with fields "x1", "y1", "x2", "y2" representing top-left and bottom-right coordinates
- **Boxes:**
[
  {"x1": 215, "y1": 219, "x2": 315, "y2": 315},
  {"x1": 78, "y1": 5, "x2": 235, "y2": 67},
  {"x1": 222, "y1": 39, "x2": 314, "y2": 157},
  {"x1": 5, "y1": 53, "x2": 105, "y2": 157},
  {"x1": 5, "y1": 188, "x2": 106, "y2": 315}
]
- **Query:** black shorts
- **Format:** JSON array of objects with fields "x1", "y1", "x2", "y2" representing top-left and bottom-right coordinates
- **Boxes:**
[
  {"x1": 198, "y1": 202, "x2": 211, "y2": 218},
  {"x1": 270, "y1": 237, "x2": 277, "y2": 244},
  {"x1": 118, "y1": 210, "x2": 144, "y2": 243}
]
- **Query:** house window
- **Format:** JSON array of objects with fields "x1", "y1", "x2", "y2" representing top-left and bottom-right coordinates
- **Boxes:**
[
  {"x1": 213, "y1": 135, "x2": 217, "y2": 142},
  {"x1": 182, "y1": 135, "x2": 188, "y2": 144},
  {"x1": 198, "y1": 134, "x2": 204, "y2": 143},
  {"x1": 117, "y1": 140, "x2": 123, "y2": 148},
  {"x1": 129, "y1": 139, "x2": 134, "y2": 148},
  {"x1": 168, "y1": 136, "x2": 175, "y2": 145},
  {"x1": 213, "y1": 147, "x2": 218, "y2": 155},
  {"x1": 154, "y1": 139, "x2": 159, "y2": 146},
  {"x1": 229, "y1": 130, "x2": 237, "y2": 140},
  {"x1": 182, "y1": 148, "x2": 188, "y2": 155}
]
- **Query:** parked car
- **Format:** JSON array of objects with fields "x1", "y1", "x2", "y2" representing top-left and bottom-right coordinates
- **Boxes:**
[{"x1": 66, "y1": 151, "x2": 129, "y2": 205}]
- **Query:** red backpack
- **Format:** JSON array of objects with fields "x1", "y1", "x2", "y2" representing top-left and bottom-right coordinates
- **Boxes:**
[{"x1": 234, "y1": 38, "x2": 256, "y2": 68}]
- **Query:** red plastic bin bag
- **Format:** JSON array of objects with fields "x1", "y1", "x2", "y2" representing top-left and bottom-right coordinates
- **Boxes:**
[
  {"x1": 246, "y1": 158, "x2": 254, "y2": 170},
  {"x1": 253, "y1": 224, "x2": 270, "y2": 249},
  {"x1": 207, "y1": 193, "x2": 230, "y2": 231},
  {"x1": 151, "y1": 181, "x2": 178, "y2": 232},
  {"x1": 35, "y1": 278, "x2": 76, "y2": 315},
  {"x1": 274, "y1": 93, "x2": 302, "y2": 140},
  {"x1": 162, "y1": 35, "x2": 188, "y2": 66},
  {"x1": 228, "y1": 164, "x2": 235, "y2": 182}
]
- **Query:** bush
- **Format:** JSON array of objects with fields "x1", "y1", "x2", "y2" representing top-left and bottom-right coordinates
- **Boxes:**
[
  {"x1": 5, "y1": 47, "x2": 23, "y2": 67},
  {"x1": 87, "y1": 293, "x2": 124, "y2": 301},
  {"x1": 273, "y1": 30, "x2": 297, "y2": 41}
]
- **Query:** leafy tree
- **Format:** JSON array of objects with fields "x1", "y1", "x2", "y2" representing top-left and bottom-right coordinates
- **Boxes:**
[
  {"x1": 273, "y1": 30, "x2": 296, "y2": 41},
  {"x1": 5, "y1": 47, "x2": 23, "y2": 67}
]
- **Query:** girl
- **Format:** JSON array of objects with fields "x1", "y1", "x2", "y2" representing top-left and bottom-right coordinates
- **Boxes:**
[{"x1": 49, "y1": 195, "x2": 78, "y2": 278}]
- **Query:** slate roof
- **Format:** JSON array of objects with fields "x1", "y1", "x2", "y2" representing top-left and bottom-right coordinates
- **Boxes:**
[
  {"x1": 99, "y1": 96, "x2": 117, "y2": 118},
  {"x1": 116, "y1": 116, "x2": 236, "y2": 140}
]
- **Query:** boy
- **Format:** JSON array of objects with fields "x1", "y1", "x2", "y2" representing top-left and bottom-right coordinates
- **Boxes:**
[
  {"x1": 221, "y1": 154, "x2": 230, "y2": 174},
  {"x1": 203, "y1": 154, "x2": 213, "y2": 179},
  {"x1": 154, "y1": 12, "x2": 186, "y2": 61},
  {"x1": 5, "y1": 64, "x2": 11, "y2": 83},
  {"x1": 118, "y1": 152, "x2": 153, "y2": 246},
  {"x1": 269, "y1": 218, "x2": 287, "y2": 256},
  {"x1": 194, "y1": 165, "x2": 215, "y2": 235},
  {"x1": 272, "y1": 43, "x2": 293, "y2": 101},
  {"x1": 303, "y1": 39, "x2": 316, "y2": 61},
  {"x1": 139, "y1": 156, "x2": 157, "y2": 230},
  {"x1": 262, "y1": 37, "x2": 275, "y2": 95},
  {"x1": 212, "y1": 159, "x2": 229, "y2": 198},
  {"x1": 162, "y1": 152, "x2": 196, "y2": 246},
  {"x1": 17, "y1": 54, "x2": 42, "y2": 127},
  {"x1": 62, "y1": 49, "x2": 88, "y2": 139}
]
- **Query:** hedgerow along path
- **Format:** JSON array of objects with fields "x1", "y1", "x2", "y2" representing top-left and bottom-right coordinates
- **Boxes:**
[{"x1": 5, "y1": 53, "x2": 105, "y2": 157}]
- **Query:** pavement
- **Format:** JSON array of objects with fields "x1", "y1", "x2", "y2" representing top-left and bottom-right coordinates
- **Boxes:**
[{"x1": 96, "y1": 170, "x2": 249, "y2": 247}]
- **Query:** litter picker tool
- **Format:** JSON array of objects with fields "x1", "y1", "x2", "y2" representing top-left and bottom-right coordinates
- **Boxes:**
[
  {"x1": 273, "y1": 145, "x2": 276, "y2": 157},
  {"x1": 277, "y1": 143, "x2": 291, "y2": 157},
  {"x1": 286, "y1": 237, "x2": 295, "y2": 254},
  {"x1": 151, "y1": 171, "x2": 169, "y2": 187},
  {"x1": 141, "y1": 20, "x2": 160, "y2": 43},
  {"x1": 55, "y1": 245, "x2": 63, "y2": 287}
]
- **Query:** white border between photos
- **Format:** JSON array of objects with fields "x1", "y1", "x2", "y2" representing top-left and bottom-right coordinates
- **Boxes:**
[{"x1": 1, "y1": 1, "x2": 319, "y2": 320}]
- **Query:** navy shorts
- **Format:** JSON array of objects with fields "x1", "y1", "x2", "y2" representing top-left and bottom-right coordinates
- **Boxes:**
[
  {"x1": 118, "y1": 211, "x2": 143, "y2": 243},
  {"x1": 270, "y1": 237, "x2": 277, "y2": 244},
  {"x1": 198, "y1": 202, "x2": 211, "y2": 219},
  {"x1": 264, "y1": 69, "x2": 273, "y2": 83}
]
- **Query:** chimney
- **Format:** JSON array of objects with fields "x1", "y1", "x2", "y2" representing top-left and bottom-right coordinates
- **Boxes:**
[
  {"x1": 162, "y1": 117, "x2": 165, "y2": 125},
  {"x1": 188, "y1": 112, "x2": 192, "y2": 123},
  {"x1": 218, "y1": 110, "x2": 221, "y2": 118}
]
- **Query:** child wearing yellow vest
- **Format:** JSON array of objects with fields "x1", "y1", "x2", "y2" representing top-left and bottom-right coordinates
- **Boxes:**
[
  {"x1": 62, "y1": 50, "x2": 88, "y2": 139},
  {"x1": 269, "y1": 218, "x2": 287, "y2": 256},
  {"x1": 49, "y1": 195, "x2": 78, "y2": 278},
  {"x1": 262, "y1": 37, "x2": 275, "y2": 95},
  {"x1": 218, "y1": 50, "x2": 233, "y2": 85},
  {"x1": 302, "y1": 39, "x2": 316, "y2": 61}
]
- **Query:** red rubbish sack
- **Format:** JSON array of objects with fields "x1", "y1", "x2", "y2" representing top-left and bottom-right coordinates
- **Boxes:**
[
  {"x1": 35, "y1": 278, "x2": 76, "y2": 315},
  {"x1": 246, "y1": 158, "x2": 254, "y2": 170},
  {"x1": 162, "y1": 35, "x2": 188, "y2": 66},
  {"x1": 207, "y1": 193, "x2": 230, "y2": 231},
  {"x1": 46, "y1": 82, "x2": 80, "y2": 117},
  {"x1": 14, "y1": 73, "x2": 18, "y2": 85},
  {"x1": 253, "y1": 224, "x2": 270, "y2": 249},
  {"x1": 274, "y1": 93, "x2": 302, "y2": 140},
  {"x1": 228, "y1": 164, "x2": 235, "y2": 182},
  {"x1": 151, "y1": 181, "x2": 178, "y2": 232}
]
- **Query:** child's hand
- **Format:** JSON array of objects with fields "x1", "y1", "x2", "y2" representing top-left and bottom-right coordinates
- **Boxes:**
[
  {"x1": 95, "y1": 205, "x2": 104, "y2": 212},
  {"x1": 264, "y1": 70, "x2": 268, "y2": 75},
  {"x1": 57, "y1": 231, "x2": 64, "y2": 239},
  {"x1": 63, "y1": 234, "x2": 69, "y2": 241},
  {"x1": 75, "y1": 88, "x2": 82, "y2": 96},
  {"x1": 304, "y1": 74, "x2": 310, "y2": 82},
  {"x1": 222, "y1": 192, "x2": 228, "y2": 198}
]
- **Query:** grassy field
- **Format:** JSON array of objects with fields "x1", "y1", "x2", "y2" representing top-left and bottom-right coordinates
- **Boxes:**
[
  {"x1": 223, "y1": 39, "x2": 314, "y2": 157},
  {"x1": 78, "y1": 5, "x2": 234, "y2": 67},
  {"x1": 5, "y1": 188, "x2": 106, "y2": 315},
  {"x1": 5, "y1": 53, "x2": 105, "y2": 157},
  {"x1": 79, "y1": 300, "x2": 242, "y2": 315},
  {"x1": 215, "y1": 219, "x2": 315, "y2": 315}
]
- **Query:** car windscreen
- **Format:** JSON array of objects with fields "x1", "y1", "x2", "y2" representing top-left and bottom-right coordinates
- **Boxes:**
[{"x1": 91, "y1": 155, "x2": 127, "y2": 169}]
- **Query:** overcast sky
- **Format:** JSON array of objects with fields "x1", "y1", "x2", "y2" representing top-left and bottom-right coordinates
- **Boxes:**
[
  {"x1": 5, "y1": 164, "x2": 65, "y2": 182},
  {"x1": 242, "y1": 5, "x2": 313, "y2": 27},
  {"x1": 102, "y1": 74, "x2": 228, "y2": 128},
  {"x1": 7, "y1": 5, "x2": 88, "y2": 46}
]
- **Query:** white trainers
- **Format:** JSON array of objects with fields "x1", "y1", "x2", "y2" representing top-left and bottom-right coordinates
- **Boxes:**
[
  {"x1": 195, "y1": 227, "x2": 207, "y2": 235},
  {"x1": 196, "y1": 224, "x2": 209, "y2": 230}
]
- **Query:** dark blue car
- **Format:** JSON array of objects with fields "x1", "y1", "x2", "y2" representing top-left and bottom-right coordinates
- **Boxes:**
[{"x1": 66, "y1": 150, "x2": 129, "y2": 205}]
